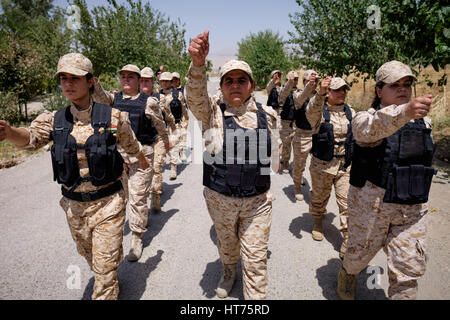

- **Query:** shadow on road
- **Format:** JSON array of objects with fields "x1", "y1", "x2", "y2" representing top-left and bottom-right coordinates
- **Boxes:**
[
  {"x1": 160, "y1": 182, "x2": 183, "y2": 208},
  {"x1": 282, "y1": 183, "x2": 311, "y2": 204},
  {"x1": 289, "y1": 212, "x2": 342, "y2": 252},
  {"x1": 316, "y1": 258, "x2": 387, "y2": 300},
  {"x1": 82, "y1": 249, "x2": 164, "y2": 300}
]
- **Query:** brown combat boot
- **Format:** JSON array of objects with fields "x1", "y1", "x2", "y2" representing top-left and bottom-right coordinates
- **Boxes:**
[
  {"x1": 282, "y1": 161, "x2": 289, "y2": 174},
  {"x1": 337, "y1": 267, "x2": 356, "y2": 300},
  {"x1": 340, "y1": 231, "x2": 348, "y2": 260},
  {"x1": 151, "y1": 193, "x2": 161, "y2": 213},
  {"x1": 170, "y1": 164, "x2": 177, "y2": 180},
  {"x1": 216, "y1": 263, "x2": 237, "y2": 298},
  {"x1": 312, "y1": 215, "x2": 324, "y2": 241},
  {"x1": 127, "y1": 232, "x2": 143, "y2": 262}
]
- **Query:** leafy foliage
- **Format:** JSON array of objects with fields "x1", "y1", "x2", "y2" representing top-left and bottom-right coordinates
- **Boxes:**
[
  {"x1": 289, "y1": 0, "x2": 449, "y2": 84},
  {"x1": 237, "y1": 30, "x2": 292, "y2": 87},
  {"x1": 74, "y1": 0, "x2": 190, "y2": 79}
]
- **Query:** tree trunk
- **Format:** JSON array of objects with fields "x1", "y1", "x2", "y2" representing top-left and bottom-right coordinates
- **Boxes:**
[{"x1": 24, "y1": 101, "x2": 28, "y2": 121}]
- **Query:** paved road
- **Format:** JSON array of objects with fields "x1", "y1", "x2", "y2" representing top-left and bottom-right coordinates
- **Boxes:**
[{"x1": 1, "y1": 78, "x2": 449, "y2": 300}]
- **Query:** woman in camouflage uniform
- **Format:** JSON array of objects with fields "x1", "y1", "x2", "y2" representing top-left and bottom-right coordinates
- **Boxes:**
[
  {"x1": 337, "y1": 61, "x2": 434, "y2": 300},
  {"x1": 0, "y1": 53, "x2": 149, "y2": 300}
]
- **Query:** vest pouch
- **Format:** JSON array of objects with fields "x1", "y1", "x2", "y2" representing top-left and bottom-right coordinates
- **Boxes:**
[
  {"x1": 395, "y1": 166, "x2": 410, "y2": 200},
  {"x1": 241, "y1": 164, "x2": 257, "y2": 190},
  {"x1": 226, "y1": 164, "x2": 242, "y2": 187},
  {"x1": 312, "y1": 123, "x2": 334, "y2": 161},
  {"x1": 50, "y1": 140, "x2": 80, "y2": 187},
  {"x1": 399, "y1": 128, "x2": 424, "y2": 160},
  {"x1": 85, "y1": 135, "x2": 110, "y2": 186}
]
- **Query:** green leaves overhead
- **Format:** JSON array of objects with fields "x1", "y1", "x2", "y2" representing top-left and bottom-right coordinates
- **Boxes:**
[{"x1": 238, "y1": 30, "x2": 292, "y2": 87}]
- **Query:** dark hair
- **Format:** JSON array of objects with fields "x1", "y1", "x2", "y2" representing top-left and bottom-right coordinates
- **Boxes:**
[
  {"x1": 86, "y1": 73, "x2": 95, "y2": 94},
  {"x1": 371, "y1": 81, "x2": 385, "y2": 110}
]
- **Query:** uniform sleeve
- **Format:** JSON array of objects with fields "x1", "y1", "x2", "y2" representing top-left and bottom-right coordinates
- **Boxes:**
[
  {"x1": 306, "y1": 93, "x2": 326, "y2": 132},
  {"x1": 112, "y1": 108, "x2": 142, "y2": 157},
  {"x1": 19, "y1": 110, "x2": 56, "y2": 150},
  {"x1": 160, "y1": 94, "x2": 176, "y2": 131},
  {"x1": 352, "y1": 104, "x2": 411, "y2": 144},
  {"x1": 180, "y1": 91, "x2": 189, "y2": 125},
  {"x1": 92, "y1": 82, "x2": 115, "y2": 106},
  {"x1": 262, "y1": 105, "x2": 278, "y2": 132},
  {"x1": 278, "y1": 81, "x2": 294, "y2": 106},
  {"x1": 145, "y1": 97, "x2": 169, "y2": 145},
  {"x1": 293, "y1": 81, "x2": 315, "y2": 110},
  {"x1": 265, "y1": 79, "x2": 275, "y2": 94},
  {"x1": 185, "y1": 62, "x2": 212, "y2": 127}
]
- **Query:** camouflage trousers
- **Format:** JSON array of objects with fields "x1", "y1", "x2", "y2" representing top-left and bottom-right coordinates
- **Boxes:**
[
  {"x1": 279, "y1": 120, "x2": 295, "y2": 164},
  {"x1": 150, "y1": 137, "x2": 166, "y2": 195},
  {"x1": 169, "y1": 122, "x2": 187, "y2": 165},
  {"x1": 343, "y1": 181, "x2": 428, "y2": 300},
  {"x1": 309, "y1": 162, "x2": 349, "y2": 233},
  {"x1": 203, "y1": 187, "x2": 273, "y2": 300},
  {"x1": 292, "y1": 131, "x2": 312, "y2": 192},
  {"x1": 60, "y1": 190, "x2": 126, "y2": 300},
  {"x1": 122, "y1": 158, "x2": 153, "y2": 235}
]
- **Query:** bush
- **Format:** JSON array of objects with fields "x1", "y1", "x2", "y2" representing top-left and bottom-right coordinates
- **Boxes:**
[
  {"x1": 0, "y1": 91, "x2": 23, "y2": 125},
  {"x1": 42, "y1": 88, "x2": 70, "y2": 112}
]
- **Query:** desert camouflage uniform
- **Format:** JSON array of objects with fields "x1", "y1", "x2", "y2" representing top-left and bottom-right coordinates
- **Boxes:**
[
  {"x1": 93, "y1": 85, "x2": 169, "y2": 234},
  {"x1": 280, "y1": 78, "x2": 316, "y2": 192},
  {"x1": 265, "y1": 78, "x2": 282, "y2": 119},
  {"x1": 19, "y1": 99, "x2": 142, "y2": 300},
  {"x1": 160, "y1": 88, "x2": 189, "y2": 165},
  {"x1": 277, "y1": 83, "x2": 295, "y2": 166},
  {"x1": 342, "y1": 101, "x2": 431, "y2": 300},
  {"x1": 306, "y1": 92, "x2": 356, "y2": 235},
  {"x1": 186, "y1": 61, "x2": 278, "y2": 299}
]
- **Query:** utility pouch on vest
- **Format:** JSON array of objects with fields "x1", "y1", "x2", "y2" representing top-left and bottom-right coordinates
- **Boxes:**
[
  {"x1": 383, "y1": 164, "x2": 436, "y2": 204},
  {"x1": 226, "y1": 165, "x2": 242, "y2": 187},
  {"x1": 312, "y1": 122, "x2": 334, "y2": 161},
  {"x1": 241, "y1": 164, "x2": 257, "y2": 189},
  {"x1": 399, "y1": 129, "x2": 424, "y2": 160}
]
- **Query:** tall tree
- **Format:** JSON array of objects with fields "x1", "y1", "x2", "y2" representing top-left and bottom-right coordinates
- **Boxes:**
[
  {"x1": 74, "y1": 0, "x2": 190, "y2": 78},
  {"x1": 289, "y1": 0, "x2": 449, "y2": 84},
  {"x1": 237, "y1": 30, "x2": 292, "y2": 87}
]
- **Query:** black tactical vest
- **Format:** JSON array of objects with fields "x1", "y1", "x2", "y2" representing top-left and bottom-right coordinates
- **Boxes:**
[
  {"x1": 280, "y1": 92, "x2": 295, "y2": 122},
  {"x1": 203, "y1": 103, "x2": 271, "y2": 197},
  {"x1": 294, "y1": 97, "x2": 312, "y2": 130},
  {"x1": 311, "y1": 104, "x2": 354, "y2": 169},
  {"x1": 113, "y1": 92, "x2": 158, "y2": 145},
  {"x1": 50, "y1": 103, "x2": 124, "y2": 201},
  {"x1": 169, "y1": 89, "x2": 183, "y2": 123},
  {"x1": 350, "y1": 114, "x2": 436, "y2": 204},
  {"x1": 267, "y1": 85, "x2": 280, "y2": 109}
]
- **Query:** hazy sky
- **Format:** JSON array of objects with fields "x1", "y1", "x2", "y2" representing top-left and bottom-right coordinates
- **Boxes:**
[{"x1": 53, "y1": 0, "x2": 301, "y2": 68}]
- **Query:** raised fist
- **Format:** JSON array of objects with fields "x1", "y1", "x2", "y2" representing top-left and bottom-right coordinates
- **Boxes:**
[
  {"x1": 405, "y1": 95, "x2": 432, "y2": 119},
  {"x1": 188, "y1": 30, "x2": 210, "y2": 67}
]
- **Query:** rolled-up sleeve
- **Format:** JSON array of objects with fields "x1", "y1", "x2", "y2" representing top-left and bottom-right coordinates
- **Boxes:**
[
  {"x1": 145, "y1": 97, "x2": 169, "y2": 145},
  {"x1": 352, "y1": 104, "x2": 411, "y2": 144}
]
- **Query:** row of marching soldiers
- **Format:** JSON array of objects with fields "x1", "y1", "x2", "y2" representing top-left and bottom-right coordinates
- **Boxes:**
[
  {"x1": 0, "y1": 29, "x2": 436, "y2": 300},
  {"x1": 0, "y1": 53, "x2": 189, "y2": 299},
  {"x1": 265, "y1": 63, "x2": 435, "y2": 300}
]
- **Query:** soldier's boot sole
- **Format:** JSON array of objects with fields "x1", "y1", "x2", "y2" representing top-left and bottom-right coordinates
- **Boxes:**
[
  {"x1": 127, "y1": 233, "x2": 143, "y2": 262},
  {"x1": 337, "y1": 268, "x2": 356, "y2": 300},
  {"x1": 312, "y1": 216, "x2": 324, "y2": 241}
]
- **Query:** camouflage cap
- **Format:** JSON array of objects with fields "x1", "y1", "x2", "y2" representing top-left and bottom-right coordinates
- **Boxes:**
[
  {"x1": 172, "y1": 72, "x2": 181, "y2": 79},
  {"x1": 270, "y1": 70, "x2": 282, "y2": 78},
  {"x1": 141, "y1": 67, "x2": 154, "y2": 78},
  {"x1": 376, "y1": 61, "x2": 417, "y2": 84},
  {"x1": 117, "y1": 64, "x2": 141, "y2": 76},
  {"x1": 302, "y1": 69, "x2": 317, "y2": 81},
  {"x1": 160, "y1": 72, "x2": 173, "y2": 81},
  {"x1": 330, "y1": 77, "x2": 350, "y2": 90},
  {"x1": 220, "y1": 60, "x2": 253, "y2": 81},
  {"x1": 55, "y1": 53, "x2": 93, "y2": 77},
  {"x1": 286, "y1": 71, "x2": 299, "y2": 80}
]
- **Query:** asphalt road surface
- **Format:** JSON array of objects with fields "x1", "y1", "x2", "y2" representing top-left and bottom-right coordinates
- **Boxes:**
[{"x1": 1, "y1": 78, "x2": 449, "y2": 300}]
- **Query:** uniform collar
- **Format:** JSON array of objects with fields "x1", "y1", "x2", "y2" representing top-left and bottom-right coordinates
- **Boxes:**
[
  {"x1": 327, "y1": 103, "x2": 345, "y2": 112},
  {"x1": 70, "y1": 97, "x2": 93, "y2": 122},
  {"x1": 122, "y1": 91, "x2": 141, "y2": 100},
  {"x1": 223, "y1": 97, "x2": 257, "y2": 117}
]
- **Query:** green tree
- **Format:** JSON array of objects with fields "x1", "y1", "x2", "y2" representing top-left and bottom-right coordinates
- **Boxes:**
[
  {"x1": 289, "y1": 0, "x2": 449, "y2": 84},
  {"x1": 74, "y1": 0, "x2": 190, "y2": 79},
  {"x1": 237, "y1": 30, "x2": 292, "y2": 87}
]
